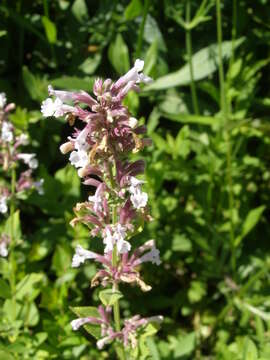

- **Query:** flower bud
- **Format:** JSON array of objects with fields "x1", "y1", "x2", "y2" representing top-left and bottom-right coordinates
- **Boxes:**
[{"x1": 59, "y1": 141, "x2": 74, "y2": 154}]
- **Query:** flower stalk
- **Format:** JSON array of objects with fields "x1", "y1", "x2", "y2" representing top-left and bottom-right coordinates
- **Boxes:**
[{"x1": 42, "y1": 59, "x2": 163, "y2": 357}]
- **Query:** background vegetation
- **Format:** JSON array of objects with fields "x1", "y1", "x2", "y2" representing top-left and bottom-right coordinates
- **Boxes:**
[{"x1": 0, "y1": 0, "x2": 270, "y2": 358}]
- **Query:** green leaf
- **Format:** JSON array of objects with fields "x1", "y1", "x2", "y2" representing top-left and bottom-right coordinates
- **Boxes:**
[
  {"x1": 188, "y1": 281, "x2": 207, "y2": 303},
  {"x1": 242, "y1": 337, "x2": 258, "y2": 360},
  {"x1": 0, "y1": 30, "x2": 7, "y2": 37},
  {"x1": 71, "y1": 0, "x2": 88, "y2": 23},
  {"x1": 79, "y1": 54, "x2": 101, "y2": 75},
  {"x1": 9, "y1": 107, "x2": 29, "y2": 130},
  {"x1": 15, "y1": 273, "x2": 44, "y2": 301},
  {"x1": 99, "y1": 289, "x2": 123, "y2": 306},
  {"x1": 161, "y1": 112, "x2": 220, "y2": 126},
  {"x1": 22, "y1": 66, "x2": 48, "y2": 102},
  {"x1": 124, "y1": 0, "x2": 143, "y2": 20},
  {"x1": 0, "y1": 278, "x2": 11, "y2": 299},
  {"x1": 234, "y1": 206, "x2": 265, "y2": 246},
  {"x1": 0, "y1": 351, "x2": 14, "y2": 360},
  {"x1": 173, "y1": 332, "x2": 196, "y2": 358},
  {"x1": 146, "y1": 38, "x2": 245, "y2": 90},
  {"x1": 144, "y1": 40, "x2": 158, "y2": 75},
  {"x1": 172, "y1": 234, "x2": 192, "y2": 252},
  {"x1": 41, "y1": 16, "x2": 57, "y2": 44},
  {"x1": 70, "y1": 306, "x2": 101, "y2": 339},
  {"x1": 51, "y1": 76, "x2": 94, "y2": 92},
  {"x1": 108, "y1": 34, "x2": 130, "y2": 75},
  {"x1": 4, "y1": 210, "x2": 21, "y2": 241}
]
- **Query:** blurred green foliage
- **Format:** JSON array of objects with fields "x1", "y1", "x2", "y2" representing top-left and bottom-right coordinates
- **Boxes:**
[{"x1": 1, "y1": 0, "x2": 270, "y2": 358}]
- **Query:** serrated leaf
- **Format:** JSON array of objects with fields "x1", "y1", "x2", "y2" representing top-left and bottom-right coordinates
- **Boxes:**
[
  {"x1": 70, "y1": 306, "x2": 101, "y2": 339},
  {"x1": 99, "y1": 289, "x2": 123, "y2": 306}
]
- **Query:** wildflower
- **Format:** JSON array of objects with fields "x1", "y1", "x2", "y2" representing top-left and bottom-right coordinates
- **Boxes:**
[
  {"x1": 72, "y1": 245, "x2": 99, "y2": 268},
  {"x1": 0, "y1": 234, "x2": 10, "y2": 257},
  {"x1": 0, "y1": 195, "x2": 8, "y2": 214},
  {"x1": 17, "y1": 153, "x2": 38, "y2": 169},
  {"x1": 69, "y1": 150, "x2": 89, "y2": 169},
  {"x1": 103, "y1": 224, "x2": 131, "y2": 254},
  {"x1": 0, "y1": 92, "x2": 7, "y2": 108},
  {"x1": 1, "y1": 122, "x2": 13, "y2": 143}
]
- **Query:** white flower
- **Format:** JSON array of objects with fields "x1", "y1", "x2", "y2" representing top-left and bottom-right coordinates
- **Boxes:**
[
  {"x1": 0, "y1": 242, "x2": 8, "y2": 257},
  {"x1": 18, "y1": 133, "x2": 29, "y2": 145},
  {"x1": 33, "y1": 179, "x2": 44, "y2": 195},
  {"x1": 88, "y1": 192, "x2": 103, "y2": 213},
  {"x1": 0, "y1": 92, "x2": 7, "y2": 108},
  {"x1": 17, "y1": 153, "x2": 38, "y2": 169},
  {"x1": 134, "y1": 240, "x2": 161, "y2": 266},
  {"x1": 71, "y1": 245, "x2": 98, "y2": 268},
  {"x1": 0, "y1": 196, "x2": 8, "y2": 214},
  {"x1": 1, "y1": 122, "x2": 13, "y2": 143},
  {"x1": 128, "y1": 176, "x2": 148, "y2": 209},
  {"x1": 117, "y1": 59, "x2": 153, "y2": 87},
  {"x1": 137, "y1": 247, "x2": 161, "y2": 266},
  {"x1": 41, "y1": 97, "x2": 64, "y2": 118},
  {"x1": 130, "y1": 189, "x2": 148, "y2": 209},
  {"x1": 71, "y1": 317, "x2": 91, "y2": 330},
  {"x1": 74, "y1": 127, "x2": 90, "y2": 152},
  {"x1": 69, "y1": 150, "x2": 89, "y2": 169},
  {"x1": 97, "y1": 336, "x2": 111, "y2": 350},
  {"x1": 129, "y1": 117, "x2": 138, "y2": 129},
  {"x1": 103, "y1": 224, "x2": 131, "y2": 254}
]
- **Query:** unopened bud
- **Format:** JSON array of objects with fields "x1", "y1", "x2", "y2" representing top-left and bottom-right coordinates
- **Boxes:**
[{"x1": 59, "y1": 141, "x2": 74, "y2": 154}]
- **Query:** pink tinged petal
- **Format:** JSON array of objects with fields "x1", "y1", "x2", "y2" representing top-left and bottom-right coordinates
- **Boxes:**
[
  {"x1": 71, "y1": 316, "x2": 102, "y2": 330},
  {"x1": 74, "y1": 127, "x2": 90, "y2": 152},
  {"x1": 96, "y1": 336, "x2": 112, "y2": 349},
  {"x1": 83, "y1": 178, "x2": 101, "y2": 187},
  {"x1": 133, "y1": 243, "x2": 161, "y2": 266}
]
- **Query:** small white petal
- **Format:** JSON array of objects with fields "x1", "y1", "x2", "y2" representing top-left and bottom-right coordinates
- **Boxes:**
[
  {"x1": 0, "y1": 92, "x2": 7, "y2": 108},
  {"x1": 134, "y1": 59, "x2": 144, "y2": 72}
]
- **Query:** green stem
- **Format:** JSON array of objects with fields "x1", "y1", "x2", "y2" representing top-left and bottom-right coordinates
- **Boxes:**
[
  {"x1": 9, "y1": 167, "x2": 17, "y2": 318},
  {"x1": 135, "y1": 0, "x2": 150, "y2": 59},
  {"x1": 111, "y1": 187, "x2": 126, "y2": 360},
  {"x1": 186, "y1": 0, "x2": 199, "y2": 115},
  {"x1": 216, "y1": 0, "x2": 236, "y2": 276}
]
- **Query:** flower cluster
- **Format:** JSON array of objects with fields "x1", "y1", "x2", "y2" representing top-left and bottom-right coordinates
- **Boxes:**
[
  {"x1": 42, "y1": 59, "x2": 162, "y2": 352},
  {"x1": 71, "y1": 305, "x2": 163, "y2": 350},
  {"x1": 0, "y1": 93, "x2": 43, "y2": 256}
]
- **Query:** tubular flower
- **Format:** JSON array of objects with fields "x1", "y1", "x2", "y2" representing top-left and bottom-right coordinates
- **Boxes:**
[
  {"x1": 0, "y1": 92, "x2": 43, "y2": 216},
  {"x1": 44, "y1": 59, "x2": 162, "y2": 353}
]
